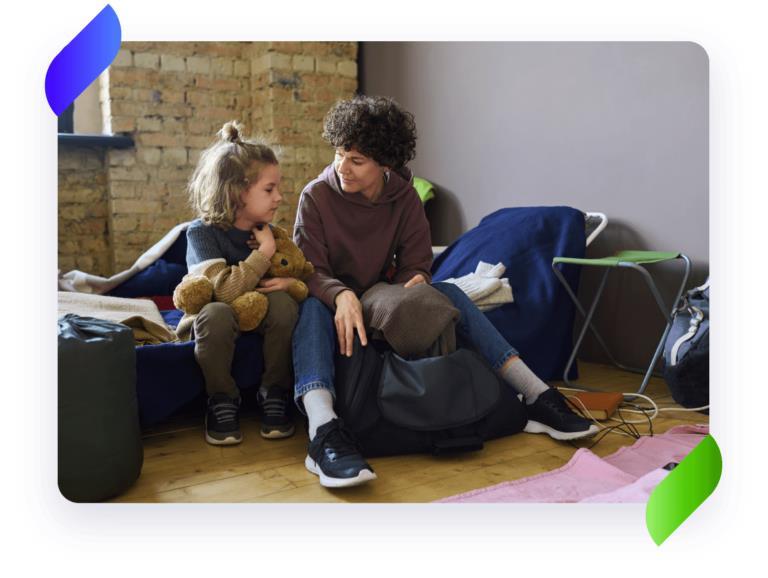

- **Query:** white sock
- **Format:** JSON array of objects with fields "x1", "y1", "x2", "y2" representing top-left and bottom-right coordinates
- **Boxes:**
[
  {"x1": 303, "y1": 388, "x2": 337, "y2": 440},
  {"x1": 499, "y1": 358, "x2": 550, "y2": 405}
]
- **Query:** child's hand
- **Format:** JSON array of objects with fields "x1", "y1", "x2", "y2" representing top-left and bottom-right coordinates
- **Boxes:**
[
  {"x1": 256, "y1": 277, "x2": 297, "y2": 293},
  {"x1": 251, "y1": 224, "x2": 276, "y2": 258}
]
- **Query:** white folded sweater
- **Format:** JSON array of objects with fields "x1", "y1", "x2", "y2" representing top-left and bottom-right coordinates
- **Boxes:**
[{"x1": 442, "y1": 261, "x2": 514, "y2": 311}]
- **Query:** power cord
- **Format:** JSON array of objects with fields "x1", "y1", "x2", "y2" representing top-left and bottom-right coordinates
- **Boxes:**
[{"x1": 558, "y1": 385, "x2": 707, "y2": 449}]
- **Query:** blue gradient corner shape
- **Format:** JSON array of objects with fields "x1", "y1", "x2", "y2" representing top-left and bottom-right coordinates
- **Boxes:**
[{"x1": 45, "y1": 4, "x2": 121, "y2": 116}]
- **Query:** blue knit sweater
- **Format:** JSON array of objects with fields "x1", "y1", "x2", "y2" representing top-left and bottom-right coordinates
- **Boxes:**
[{"x1": 186, "y1": 218, "x2": 255, "y2": 269}]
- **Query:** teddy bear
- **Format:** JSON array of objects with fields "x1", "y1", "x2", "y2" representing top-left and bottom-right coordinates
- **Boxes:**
[{"x1": 172, "y1": 225, "x2": 314, "y2": 332}]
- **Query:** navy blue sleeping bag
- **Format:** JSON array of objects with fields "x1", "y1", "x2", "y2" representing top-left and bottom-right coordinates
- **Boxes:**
[{"x1": 432, "y1": 207, "x2": 585, "y2": 381}]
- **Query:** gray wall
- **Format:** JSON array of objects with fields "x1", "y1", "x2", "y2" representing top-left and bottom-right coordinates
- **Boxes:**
[{"x1": 361, "y1": 42, "x2": 708, "y2": 370}]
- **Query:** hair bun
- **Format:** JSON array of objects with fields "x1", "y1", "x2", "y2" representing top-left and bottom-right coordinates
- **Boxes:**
[{"x1": 219, "y1": 121, "x2": 244, "y2": 143}]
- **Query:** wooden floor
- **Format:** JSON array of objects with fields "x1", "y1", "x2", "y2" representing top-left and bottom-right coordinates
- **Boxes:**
[{"x1": 114, "y1": 363, "x2": 709, "y2": 503}]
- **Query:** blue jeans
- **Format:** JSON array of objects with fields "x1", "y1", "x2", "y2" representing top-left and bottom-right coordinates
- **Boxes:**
[
  {"x1": 292, "y1": 297, "x2": 337, "y2": 414},
  {"x1": 432, "y1": 282, "x2": 519, "y2": 369},
  {"x1": 291, "y1": 283, "x2": 519, "y2": 414}
]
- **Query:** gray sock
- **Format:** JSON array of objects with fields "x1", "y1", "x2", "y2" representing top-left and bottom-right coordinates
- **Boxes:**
[
  {"x1": 499, "y1": 358, "x2": 550, "y2": 405},
  {"x1": 303, "y1": 388, "x2": 337, "y2": 440}
]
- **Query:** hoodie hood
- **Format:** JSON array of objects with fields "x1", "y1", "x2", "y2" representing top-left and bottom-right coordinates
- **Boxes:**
[{"x1": 319, "y1": 163, "x2": 414, "y2": 207}]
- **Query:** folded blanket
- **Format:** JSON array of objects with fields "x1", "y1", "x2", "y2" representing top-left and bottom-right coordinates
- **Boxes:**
[
  {"x1": 360, "y1": 282, "x2": 459, "y2": 358},
  {"x1": 58, "y1": 221, "x2": 192, "y2": 294},
  {"x1": 58, "y1": 291, "x2": 177, "y2": 345}
]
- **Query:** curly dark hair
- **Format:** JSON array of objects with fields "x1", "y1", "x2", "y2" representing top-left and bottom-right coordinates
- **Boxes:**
[{"x1": 322, "y1": 95, "x2": 417, "y2": 170}]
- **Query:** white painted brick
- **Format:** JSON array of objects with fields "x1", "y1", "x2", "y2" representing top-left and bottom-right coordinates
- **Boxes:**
[
  {"x1": 267, "y1": 52, "x2": 291, "y2": 70},
  {"x1": 187, "y1": 56, "x2": 211, "y2": 74},
  {"x1": 212, "y1": 58, "x2": 233, "y2": 76},
  {"x1": 337, "y1": 60, "x2": 357, "y2": 78},
  {"x1": 316, "y1": 57, "x2": 337, "y2": 74},
  {"x1": 234, "y1": 59, "x2": 250, "y2": 77},
  {"x1": 134, "y1": 52, "x2": 159, "y2": 69},
  {"x1": 161, "y1": 54, "x2": 186, "y2": 72},
  {"x1": 292, "y1": 55, "x2": 315, "y2": 72}
]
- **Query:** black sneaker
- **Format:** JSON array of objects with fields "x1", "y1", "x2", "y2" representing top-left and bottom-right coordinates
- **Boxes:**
[
  {"x1": 305, "y1": 419, "x2": 377, "y2": 488},
  {"x1": 523, "y1": 388, "x2": 600, "y2": 441},
  {"x1": 205, "y1": 393, "x2": 242, "y2": 445},
  {"x1": 257, "y1": 386, "x2": 295, "y2": 439}
]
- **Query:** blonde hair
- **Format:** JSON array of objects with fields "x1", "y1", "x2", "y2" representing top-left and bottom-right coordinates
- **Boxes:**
[{"x1": 188, "y1": 121, "x2": 278, "y2": 229}]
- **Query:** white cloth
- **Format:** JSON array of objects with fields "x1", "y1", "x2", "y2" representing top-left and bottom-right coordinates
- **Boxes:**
[
  {"x1": 442, "y1": 261, "x2": 514, "y2": 312},
  {"x1": 58, "y1": 221, "x2": 192, "y2": 294}
]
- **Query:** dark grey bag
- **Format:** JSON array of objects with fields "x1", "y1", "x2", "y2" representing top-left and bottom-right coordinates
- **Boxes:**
[
  {"x1": 335, "y1": 337, "x2": 527, "y2": 457},
  {"x1": 379, "y1": 349, "x2": 502, "y2": 431},
  {"x1": 58, "y1": 315, "x2": 143, "y2": 502}
]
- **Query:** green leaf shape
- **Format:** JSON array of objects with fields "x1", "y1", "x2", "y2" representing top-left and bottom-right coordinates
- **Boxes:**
[{"x1": 646, "y1": 434, "x2": 722, "y2": 545}]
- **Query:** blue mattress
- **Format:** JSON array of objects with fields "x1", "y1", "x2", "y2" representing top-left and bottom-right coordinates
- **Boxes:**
[{"x1": 135, "y1": 329, "x2": 264, "y2": 427}]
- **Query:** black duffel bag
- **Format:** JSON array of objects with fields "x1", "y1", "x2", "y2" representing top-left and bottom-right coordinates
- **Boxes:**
[
  {"x1": 58, "y1": 314, "x2": 144, "y2": 502},
  {"x1": 335, "y1": 337, "x2": 527, "y2": 457}
]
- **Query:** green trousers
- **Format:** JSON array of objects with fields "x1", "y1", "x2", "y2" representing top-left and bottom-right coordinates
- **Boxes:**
[{"x1": 193, "y1": 292, "x2": 298, "y2": 399}]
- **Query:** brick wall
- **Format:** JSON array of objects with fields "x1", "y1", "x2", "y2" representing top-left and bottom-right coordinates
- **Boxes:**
[
  {"x1": 58, "y1": 147, "x2": 111, "y2": 276},
  {"x1": 250, "y1": 42, "x2": 358, "y2": 228},
  {"x1": 58, "y1": 41, "x2": 358, "y2": 275}
]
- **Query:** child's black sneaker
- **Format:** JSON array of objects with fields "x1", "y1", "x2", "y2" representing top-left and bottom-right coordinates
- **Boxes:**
[
  {"x1": 257, "y1": 386, "x2": 295, "y2": 439},
  {"x1": 305, "y1": 418, "x2": 376, "y2": 488},
  {"x1": 523, "y1": 388, "x2": 600, "y2": 441},
  {"x1": 205, "y1": 393, "x2": 242, "y2": 445}
]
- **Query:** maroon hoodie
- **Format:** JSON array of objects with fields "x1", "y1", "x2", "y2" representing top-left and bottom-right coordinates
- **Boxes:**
[{"x1": 293, "y1": 163, "x2": 433, "y2": 309}]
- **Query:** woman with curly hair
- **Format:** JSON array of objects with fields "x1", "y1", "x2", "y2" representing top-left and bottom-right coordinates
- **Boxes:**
[{"x1": 292, "y1": 95, "x2": 597, "y2": 488}]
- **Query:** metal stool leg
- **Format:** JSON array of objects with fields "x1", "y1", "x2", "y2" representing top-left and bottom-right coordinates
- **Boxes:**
[
  {"x1": 554, "y1": 266, "x2": 611, "y2": 389},
  {"x1": 553, "y1": 254, "x2": 692, "y2": 396},
  {"x1": 621, "y1": 255, "x2": 691, "y2": 397},
  {"x1": 552, "y1": 262, "x2": 640, "y2": 374}
]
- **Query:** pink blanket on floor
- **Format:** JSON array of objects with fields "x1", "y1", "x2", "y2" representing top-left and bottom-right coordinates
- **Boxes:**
[{"x1": 437, "y1": 424, "x2": 708, "y2": 503}]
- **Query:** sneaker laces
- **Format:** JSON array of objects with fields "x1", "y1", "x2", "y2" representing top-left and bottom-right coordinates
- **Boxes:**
[
  {"x1": 210, "y1": 400, "x2": 239, "y2": 426},
  {"x1": 261, "y1": 396, "x2": 287, "y2": 418},
  {"x1": 315, "y1": 420, "x2": 362, "y2": 459}
]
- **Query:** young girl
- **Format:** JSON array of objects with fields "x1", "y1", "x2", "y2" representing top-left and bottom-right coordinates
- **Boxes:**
[{"x1": 175, "y1": 121, "x2": 298, "y2": 445}]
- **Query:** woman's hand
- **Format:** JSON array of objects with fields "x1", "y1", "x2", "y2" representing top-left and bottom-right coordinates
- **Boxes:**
[
  {"x1": 404, "y1": 273, "x2": 428, "y2": 288},
  {"x1": 250, "y1": 224, "x2": 276, "y2": 259},
  {"x1": 334, "y1": 290, "x2": 368, "y2": 357},
  {"x1": 256, "y1": 277, "x2": 297, "y2": 293}
]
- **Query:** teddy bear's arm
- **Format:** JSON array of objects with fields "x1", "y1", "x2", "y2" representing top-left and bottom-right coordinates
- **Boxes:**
[
  {"x1": 203, "y1": 251, "x2": 272, "y2": 303},
  {"x1": 286, "y1": 280, "x2": 309, "y2": 302}
]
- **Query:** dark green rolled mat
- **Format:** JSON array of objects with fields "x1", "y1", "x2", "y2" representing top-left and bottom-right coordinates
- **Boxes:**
[{"x1": 58, "y1": 314, "x2": 143, "y2": 502}]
